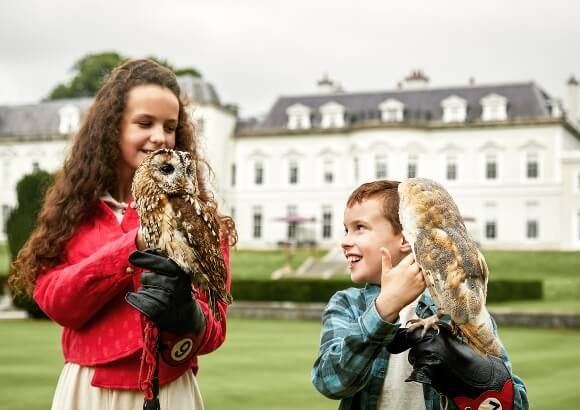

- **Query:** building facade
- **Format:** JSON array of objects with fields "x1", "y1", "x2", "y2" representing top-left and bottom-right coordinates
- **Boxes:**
[
  {"x1": 2, "y1": 72, "x2": 580, "y2": 250},
  {"x1": 228, "y1": 73, "x2": 580, "y2": 250}
]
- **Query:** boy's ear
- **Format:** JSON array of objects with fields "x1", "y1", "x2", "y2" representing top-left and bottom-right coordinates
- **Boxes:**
[{"x1": 400, "y1": 234, "x2": 411, "y2": 253}]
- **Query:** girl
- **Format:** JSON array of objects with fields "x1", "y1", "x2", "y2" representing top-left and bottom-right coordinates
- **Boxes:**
[{"x1": 10, "y1": 59, "x2": 236, "y2": 410}]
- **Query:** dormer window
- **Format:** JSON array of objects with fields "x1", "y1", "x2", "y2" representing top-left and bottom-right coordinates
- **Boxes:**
[
  {"x1": 58, "y1": 104, "x2": 80, "y2": 134},
  {"x1": 548, "y1": 99, "x2": 562, "y2": 118},
  {"x1": 441, "y1": 95, "x2": 467, "y2": 123},
  {"x1": 379, "y1": 99, "x2": 404, "y2": 122},
  {"x1": 286, "y1": 104, "x2": 311, "y2": 129},
  {"x1": 320, "y1": 101, "x2": 345, "y2": 128},
  {"x1": 480, "y1": 93, "x2": 508, "y2": 121}
]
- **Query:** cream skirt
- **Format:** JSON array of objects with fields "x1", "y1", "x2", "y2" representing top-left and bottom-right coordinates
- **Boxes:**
[{"x1": 51, "y1": 363, "x2": 204, "y2": 410}]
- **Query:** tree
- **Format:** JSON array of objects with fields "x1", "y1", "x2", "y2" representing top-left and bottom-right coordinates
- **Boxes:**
[
  {"x1": 47, "y1": 52, "x2": 202, "y2": 100},
  {"x1": 6, "y1": 170, "x2": 54, "y2": 318},
  {"x1": 48, "y1": 52, "x2": 126, "y2": 100}
]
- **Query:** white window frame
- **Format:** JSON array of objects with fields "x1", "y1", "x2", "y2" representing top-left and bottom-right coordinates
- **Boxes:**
[
  {"x1": 524, "y1": 201, "x2": 540, "y2": 241},
  {"x1": 445, "y1": 154, "x2": 458, "y2": 181},
  {"x1": 485, "y1": 153, "x2": 498, "y2": 181},
  {"x1": 254, "y1": 161, "x2": 264, "y2": 185},
  {"x1": 379, "y1": 99, "x2": 404, "y2": 122},
  {"x1": 252, "y1": 206, "x2": 263, "y2": 239},
  {"x1": 288, "y1": 159, "x2": 299, "y2": 185},
  {"x1": 286, "y1": 104, "x2": 311, "y2": 129},
  {"x1": 525, "y1": 152, "x2": 540, "y2": 180},
  {"x1": 320, "y1": 101, "x2": 345, "y2": 129},
  {"x1": 480, "y1": 93, "x2": 508, "y2": 121},
  {"x1": 231, "y1": 163, "x2": 236, "y2": 187},
  {"x1": 322, "y1": 205, "x2": 333, "y2": 239},
  {"x1": 58, "y1": 104, "x2": 80, "y2": 134},
  {"x1": 287, "y1": 205, "x2": 298, "y2": 240},
  {"x1": 323, "y1": 159, "x2": 334, "y2": 184},
  {"x1": 407, "y1": 154, "x2": 419, "y2": 178},
  {"x1": 484, "y1": 220, "x2": 497, "y2": 240},
  {"x1": 441, "y1": 95, "x2": 467, "y2": 123},
  {"x1": 375, "y1": 154, "x2": 388, "y2": 179},
  {"x1": 353, "y1": 156, "x2": 360, "y2": 183}
]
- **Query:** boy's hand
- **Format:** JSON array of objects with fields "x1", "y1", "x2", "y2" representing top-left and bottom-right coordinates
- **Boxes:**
[{"x1": 375, "y1": 248, "x2": 425, "y2": 322}]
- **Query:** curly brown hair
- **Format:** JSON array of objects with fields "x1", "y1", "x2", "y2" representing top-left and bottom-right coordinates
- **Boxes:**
[{"x1": 10, "y1": 59, "x2": 237, "y2": 296}]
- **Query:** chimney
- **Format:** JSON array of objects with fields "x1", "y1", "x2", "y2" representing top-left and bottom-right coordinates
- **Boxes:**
[
  {"x1": 317, "y1": 73, "x2": 342, "y2": 94},
  {"x1": 403, "y1": 69, "x2": 429, "y2": 90},
  {"x1": 566, "y1": 75, "x2": 578, "y2": 127},
  {"x1": 469, "y1": 77, "x2": 476, "y2": 86}
]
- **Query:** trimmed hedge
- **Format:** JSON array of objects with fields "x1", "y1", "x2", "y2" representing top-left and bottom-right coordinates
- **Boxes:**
[
  {"x1": 6, "y1": 170, "x2": 53, "y2": 319},
  {"x1": 487, "y1": 280, "x2": 543, "y2": 302},
  {"x1": 232, "y1": 278, "x2": 543, "y2": 303}
]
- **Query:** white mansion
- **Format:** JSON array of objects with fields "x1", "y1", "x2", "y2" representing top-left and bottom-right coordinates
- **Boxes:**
[{"x1": 2, "y1": 71, "x2": 580, "y2": 250}]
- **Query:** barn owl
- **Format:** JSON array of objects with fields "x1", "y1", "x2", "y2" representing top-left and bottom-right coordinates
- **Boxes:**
[
  {"x1": 398, "y1": 178, "x2": 501, "y2": 357},
  {"x1": 131, "y1": 148, "x2": 231, "y2": 319}
]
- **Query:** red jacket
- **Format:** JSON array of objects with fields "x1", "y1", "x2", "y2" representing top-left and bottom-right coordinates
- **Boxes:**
[{"x1": 34, "y1": 200, "x2": 230, "y2": 389}]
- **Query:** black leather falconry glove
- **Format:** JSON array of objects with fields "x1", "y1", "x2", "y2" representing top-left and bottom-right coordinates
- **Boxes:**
[
  {"x1": 387, "y1": 325, "x2": 514, "y2": 410},
  {"x1": 126, "y1": 250, "x2": 206, "y2": 366}
]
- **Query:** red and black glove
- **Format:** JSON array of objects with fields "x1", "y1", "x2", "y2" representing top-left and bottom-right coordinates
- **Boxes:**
[
  {"x1": 126, "y1": 250, "x2": 206, "y2": 366},
  {"x1": 387, "y1": 325, "x2": 514, "y2": 410}
]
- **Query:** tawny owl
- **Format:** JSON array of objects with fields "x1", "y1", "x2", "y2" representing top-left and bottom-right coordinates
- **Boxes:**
[
  {"x1": 131, "y1": 148, "x2": 231, "y2": 319},
  {"x1": 398, "y1": 177, "x2": 501, "y2": 357}
]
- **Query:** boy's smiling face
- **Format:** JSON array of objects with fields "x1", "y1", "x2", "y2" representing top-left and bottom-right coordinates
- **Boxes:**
[{"x1": 341, "y1": 197, "x2": 408, "y2": 285}]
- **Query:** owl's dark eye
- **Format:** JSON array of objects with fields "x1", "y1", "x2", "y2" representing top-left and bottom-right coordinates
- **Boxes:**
[{"x1": 160, "y1": 164, "x2": 175, "y2": 175}]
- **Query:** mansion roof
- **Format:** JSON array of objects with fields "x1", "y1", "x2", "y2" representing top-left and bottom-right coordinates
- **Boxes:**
[
  {"x1": 242, "y1": 82, "x2": 555, "y2": 132},
  {"x1": 0, "y1": 98, "x2": 93, "y2": 139}
]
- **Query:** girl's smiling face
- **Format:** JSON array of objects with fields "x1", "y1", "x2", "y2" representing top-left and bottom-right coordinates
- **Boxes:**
[{"x1": 118, "y1": 84, "x2": 179, "y2": 175}]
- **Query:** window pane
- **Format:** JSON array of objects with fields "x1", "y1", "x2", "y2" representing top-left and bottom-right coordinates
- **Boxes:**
[
  {"x1": 527, "y1": 161, "x2": 538, "y2": 178},
  {"x1": 253, "y1": 207, "x2": 262, "y2": 239},
  {"x1": 323, "y1": 160, "x2": 334, "y2": 184},
  {"x1": 446, "y1": 163, "x2": 457, "y2": 180},
  {"x1": 486, "y1": 161, "x2": 497, "y2": 179},
  {"x1": 526, "y1": 220, "x2": 538, "y2": 238},
  {"x1": 255, "y1": 162, "x2": 263, "y2": 185},
  {"x1": 322, "y1": 207, "x2": 332, "y2": 239},
  {"x1": 485, "y1": 221, "x2": 496, "y2": 239},
  {"x1": 375, "y1": 155, "x2": 387, "y2": 178},
  {"x1": 289, "y1": 161, "x2": 298, "y2": 184}
]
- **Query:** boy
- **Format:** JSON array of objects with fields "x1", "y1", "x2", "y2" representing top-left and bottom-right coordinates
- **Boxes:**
[{"x1": 311, "y1": 180, "x2": 528, "y2": 409}]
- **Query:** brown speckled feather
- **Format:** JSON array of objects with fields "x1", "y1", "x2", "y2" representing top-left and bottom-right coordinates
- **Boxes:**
[
  {"x1": 131, "y1": 149, "x2": 231, "y2": 319},
  {"x1": 399, "y1": 177, "x2": 501, "y2": 356}
]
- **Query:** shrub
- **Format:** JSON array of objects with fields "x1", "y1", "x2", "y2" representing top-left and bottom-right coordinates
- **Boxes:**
[
  {"x1": 6, "y1": 170, "x2": 53, "y2": 318},
  {"x1": 232, "y1": 278, "x2": 542, "y2": 303}
]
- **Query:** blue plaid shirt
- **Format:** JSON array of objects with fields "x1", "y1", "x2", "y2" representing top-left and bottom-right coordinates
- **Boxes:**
[{"x1": 311, "y1": 284, "x2": 528, "y2": 410}]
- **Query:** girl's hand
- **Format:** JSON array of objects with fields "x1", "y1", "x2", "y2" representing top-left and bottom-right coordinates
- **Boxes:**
[{"x1": 375, "y1": 248, "x2": 425, "y2": 322}]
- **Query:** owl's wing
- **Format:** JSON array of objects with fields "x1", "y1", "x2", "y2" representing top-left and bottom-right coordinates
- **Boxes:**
[
  {"x1": 414, "y1": 226, "x2": 487, "y2": 324},
  {"x1": 173, "y1": 197, "x2": 228, "y2": 291}
]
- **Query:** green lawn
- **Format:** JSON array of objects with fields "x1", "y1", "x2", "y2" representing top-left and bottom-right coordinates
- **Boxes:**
[
  {"x1": 230, "y1": 248, "x2": 326, "y2": 280},
  {"x1": 1, "y1": 319, "x2": 579, "y2": 409},
  {"x1": 0, "y1": 242, "x2": 9, "y2": 275}
]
